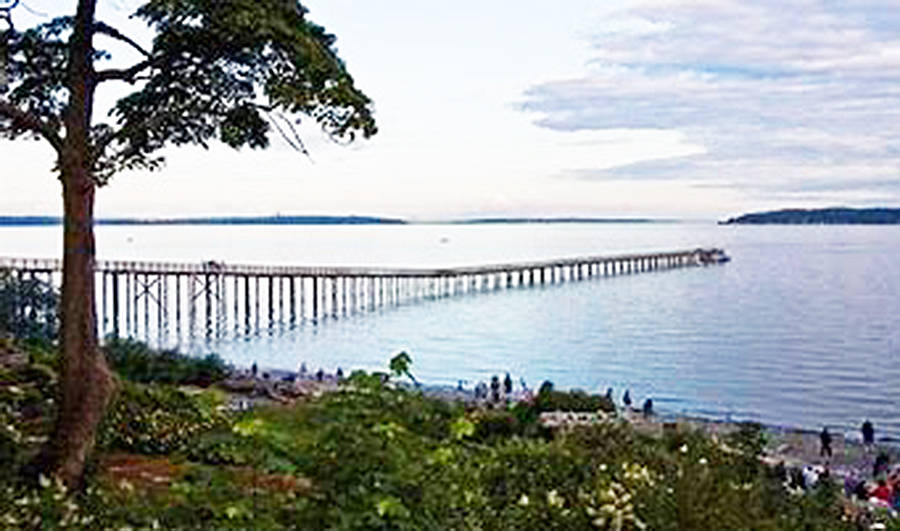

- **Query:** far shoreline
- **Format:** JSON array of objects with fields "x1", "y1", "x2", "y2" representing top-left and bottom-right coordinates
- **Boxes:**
[{"x1": 0, "y1": 215, "x2": 684, "y2": 227}]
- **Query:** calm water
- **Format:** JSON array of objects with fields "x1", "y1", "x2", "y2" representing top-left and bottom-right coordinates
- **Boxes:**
[{"x1": 2, "y1": 222, "x2": 899, "y2": 440}]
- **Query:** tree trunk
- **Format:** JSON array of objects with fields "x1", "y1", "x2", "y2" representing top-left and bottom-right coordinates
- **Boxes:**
[
  {"x1": 46, "y1": 166, "x2": 114, "y2": 488},
  {"x1": 40, "y1": 0, "x2": 114, "y2": 488}
]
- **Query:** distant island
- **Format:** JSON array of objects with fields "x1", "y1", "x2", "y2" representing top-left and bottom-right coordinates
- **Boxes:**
[
  {"x1": 720, "y1": 207, "x2": 900, "y2": 225},
  {"x1": 0, "y1": 215, "x2": 407, "y2": 226}
]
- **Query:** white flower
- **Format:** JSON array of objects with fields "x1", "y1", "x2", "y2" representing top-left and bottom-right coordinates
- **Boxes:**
[
  {"x1": 547, "y1": 489, "x2": 565, "y2": 508},
  {"x1": 679, "y1": 444, "x2": 688, "y2": 454},
  {"x1": 698, "y1": 457, "x2": 708, "y2": 465},
  {"x1": 518, "y1": 494, "x2": 530, "y2": 506}
]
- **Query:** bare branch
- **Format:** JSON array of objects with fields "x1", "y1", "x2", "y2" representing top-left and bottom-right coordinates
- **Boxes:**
[
  {"x1": 0, "y1": 99, "x2": 62, "y2": 152},
  {"x1": 0, "y1": 0, "x2": 18, "y2": 29},
  {"x1": 94, "y1": 21, "x2": 150, "y2": 58},
  {"x1": 95, "y1": 56, "x2": 157, "y2": 84},
  {"x1": 18, "y1": 1, "x2": 47, "y2": 18},
  {"x1": 0, "y1": 1, "x2": 21, "y2": 14},
  {"x1": 268, "y1": 112, "x2": 310, "y2": 159}
]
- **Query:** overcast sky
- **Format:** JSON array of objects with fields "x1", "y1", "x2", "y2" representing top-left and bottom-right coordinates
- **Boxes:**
[{"x1": 4, "y1": 0, "x2": 900, "y2": 220}]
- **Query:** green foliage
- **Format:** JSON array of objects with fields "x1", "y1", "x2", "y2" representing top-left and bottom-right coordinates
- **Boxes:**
[
  {"x1": 104, "y1": 337, "x2": 229, "y2": 386},
  {"x1": 0, "y1": 268, "x2": 58, "y2": 341},
  {"x1": 2, "y1": 1, "x2": 376, "y2": 181},
  {"x1": 389, "y1": 350, "x2": 418, "y2": 385},
  {"x1": 98, "y1": 382, "x2": 230, "y2": 455},
  {"x1": 727, "y1": 421, "x2": 767, "y2": 456},
  {"x1": 470, "y1": 409, "x2": 525, "y2": 442},
  {"x1": 0, "y1": 342, "x2": 57, "y2": 471},
  {"x1": 534, "y1": 381, "x2": 616, "y2": 413},
  {"x1": 0, "y1": 352, "x2": 883, "y2": 529}
]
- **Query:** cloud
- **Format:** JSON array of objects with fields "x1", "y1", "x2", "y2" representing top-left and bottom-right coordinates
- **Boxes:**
[{"x1": 522, "y1": 0, "x2": 900, "y2": 204}]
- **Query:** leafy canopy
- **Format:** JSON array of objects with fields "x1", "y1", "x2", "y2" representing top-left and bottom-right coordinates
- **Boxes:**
[{"x1": 0, "y1": 0, "x2": 376, "y2": 182}]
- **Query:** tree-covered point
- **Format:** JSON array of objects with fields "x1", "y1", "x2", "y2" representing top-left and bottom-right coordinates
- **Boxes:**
[{"x1": 720, "y1": 207, "x2": 900, "y2": 224}]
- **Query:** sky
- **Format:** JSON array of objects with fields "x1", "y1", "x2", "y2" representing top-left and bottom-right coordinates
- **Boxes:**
[{"x1": 4, "y1": 0, "x2": 900, "y2": 220}]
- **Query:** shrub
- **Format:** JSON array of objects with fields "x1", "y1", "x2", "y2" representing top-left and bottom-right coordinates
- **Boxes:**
[
  {"x1": 104, "y1": 338, "x2": 229, "y2": 386},
  {"x1": 535, "y1": 382, "x2": 615, "y2": 414},
  {"x1": 0, "y1": 345, "x2": 57, "y2": 470},
  {"x1": 98, "y1": 382, "x2": 231, "y2": 455},
  {"x1": 0, "y1": 269, "x2": 58, "y2": 341}
]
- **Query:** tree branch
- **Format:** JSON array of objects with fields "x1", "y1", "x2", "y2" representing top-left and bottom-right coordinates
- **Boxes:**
[
  {"x1": 0, "y1": 99, "x2": 62, "y2": 152},
  {"x1": 94, "y1": 56, "x2": 156, "y2": 84},
  {"x1": 93, "y1": 21, "x2": 150, "y2": 58},
  {"x1": 269, "y1": 112, "x2": 310, "y2": 158}
]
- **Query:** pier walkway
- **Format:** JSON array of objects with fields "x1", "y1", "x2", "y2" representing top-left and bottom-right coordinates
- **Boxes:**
[{"x1": 0, "y1": 248, "x2": 727, "y2": 345}]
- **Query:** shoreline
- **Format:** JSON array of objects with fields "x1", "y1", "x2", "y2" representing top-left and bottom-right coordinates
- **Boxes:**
[
  {"x1": 232, "y1": 363, "x2": 900, "y2": 447},
  {"x1": 224, "y1": 365, "x2": 900, "y2": 465}
]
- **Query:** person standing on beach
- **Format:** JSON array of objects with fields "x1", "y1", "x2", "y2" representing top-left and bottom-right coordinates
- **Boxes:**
[
  {"x1": 623, "y1": 390, "x2": 632, "y2": 409},
  {"x1": 490, "y1": 375, "x2": 501, "y2": 404},
  {"x1": 862, "y1": 420, "x2": 875, "y2": 450},
  {"x1": 819, "y1": 427, "x2": 832, "y2": 459}
]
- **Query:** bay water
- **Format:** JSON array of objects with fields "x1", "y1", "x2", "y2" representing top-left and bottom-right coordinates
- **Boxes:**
[{"x1": 2, "y1": 222, "x2": 898, "y2": 441}]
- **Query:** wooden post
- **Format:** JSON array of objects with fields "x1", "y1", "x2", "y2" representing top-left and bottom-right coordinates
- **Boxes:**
[
  {"x1": 312, "y1": 276, "x2": 318, "y2": 321},
  {"x1": 111, "y1": 273, "x2": 119, "y2": 338}
]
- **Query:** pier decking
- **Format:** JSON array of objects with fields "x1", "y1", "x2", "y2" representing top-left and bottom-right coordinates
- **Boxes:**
[{"x1": 0, "y1": 248, "x2": 727, "y2": 346}]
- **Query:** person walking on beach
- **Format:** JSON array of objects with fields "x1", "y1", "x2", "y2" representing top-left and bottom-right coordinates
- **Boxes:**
[
  {"x1": 623, "y1": 390, "x2": 632, "y2": 409},
  {"x1": 862, "y1": 420, "x2": 875, "y2": 451},
  {"x1": 819, "y1": 427, "x2": 832, "y2": 459}
]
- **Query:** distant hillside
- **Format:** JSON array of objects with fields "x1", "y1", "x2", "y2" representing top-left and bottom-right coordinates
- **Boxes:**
[
  {"x1": 0, "y1": 215, "x2": 406, "y2": 226},
  {"x1": 720, "y1": 208, "x2": 900, "y2": 225}
]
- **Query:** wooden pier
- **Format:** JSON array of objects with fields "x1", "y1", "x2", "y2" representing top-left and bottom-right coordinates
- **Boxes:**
[{"x1": 0, "y1": 248, "x2": 727, "y2": 346}]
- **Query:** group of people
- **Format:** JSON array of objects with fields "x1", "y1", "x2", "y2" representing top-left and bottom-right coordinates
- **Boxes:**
[
  {"x1": 472, "y1": 373, "x2": 520, "y2": 404},
  {"x1": 818, "y1": 420, "x2": 878, "y2": 459},
  {"x1": 818, "y1": 420, "x2": 900, "y2": 510},
  {"x1": 607, "y1": 388, "x2": 654, "y2": 418}
]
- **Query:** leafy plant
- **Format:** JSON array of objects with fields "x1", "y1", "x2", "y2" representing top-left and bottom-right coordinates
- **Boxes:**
[
  {"x1": 389, "y1": 350, "x2": 419, "y2": 386},
  {"x1": 531, "y1": 381, "x2": 616, "y2": 413},
  {"x1": 98, "y1": 382, "x2": 231, "y2": 455},
  {"x1": 104, "y1": 338, "x2": 229, "y2": 386},
  {"x1": 0, "y1": 269, "x2": 58, "y2": 341}
]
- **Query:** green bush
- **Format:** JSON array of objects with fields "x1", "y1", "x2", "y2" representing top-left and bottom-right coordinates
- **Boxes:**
[
  {"x1": 534, "y1": 381, "x2": 616, "y2": 414},
  {"x1": 0, "y1": 353, "x2": 879, "y2": 529},
  {"x1": 98, "y1": 382, "x2": 231, "y2": 455},
  {"x1": 104, "y1": 338, "x2": 229, "y2": 386},
  {"x1": 0, "y1": 347, "x2": 57, "y2": 471},
  {"x1": 0, "y1": 269, "x2": 58, "y2": 341}
]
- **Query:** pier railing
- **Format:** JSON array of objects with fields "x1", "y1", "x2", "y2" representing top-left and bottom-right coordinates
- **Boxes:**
[{"x1": 0, "y1": 248, "x2": 727, "y2": 347}]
